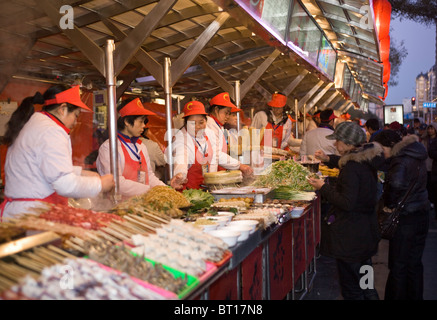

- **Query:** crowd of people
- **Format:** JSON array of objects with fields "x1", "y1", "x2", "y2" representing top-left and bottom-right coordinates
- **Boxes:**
[
  {"x1": 0, "y1": 84, "x2": 435, "y2": 300},
  {"x1": 307, "y1": 115, "x2": 436, "y2": 300}
]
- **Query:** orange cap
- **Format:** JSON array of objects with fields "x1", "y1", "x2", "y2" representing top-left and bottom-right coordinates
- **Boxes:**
[
  {"x1": 341, "y1": 113, "x2": 351, "y2": 120},
  {"x1": 230, "y1": 105, "x2": 242, "y2": 113},
  {"x1": 119, "y1": 98, "x2": 156, "y2": 117},
  {"x1": 268, "y1": 92, "x2": 287, "y2": 108},
  {"x1": 287, "y1": 115, "x2": 297, "y2": 122},
  {"x1": 44, "y1": 86, "x2": 92, "y2": 111},
  {"x1": 209, "y1": 92, "x2": 237, "y2": 109},
  {"x1": 183, "y1": 100, "x2": 208, "y2": 118}
]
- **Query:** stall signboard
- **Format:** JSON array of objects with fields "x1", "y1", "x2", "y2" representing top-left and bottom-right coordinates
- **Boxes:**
[
  {"x1": 317, "y1": 36, "x2": 337, "y2": 80},
  {"x1": 423, "y1": 102, "x2": 436, "y2": 108},
  {"x1": 384, "y1": 104, "x2": 404, "y2": 125}
]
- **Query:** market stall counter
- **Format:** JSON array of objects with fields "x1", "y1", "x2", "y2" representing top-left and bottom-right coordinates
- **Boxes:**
[{"x1": 0, "y1": 160, "x2": 322, "y2": 300}]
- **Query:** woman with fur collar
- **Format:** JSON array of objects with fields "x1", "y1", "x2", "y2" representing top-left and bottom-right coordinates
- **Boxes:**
[
  {"x1": 374, "y1": 130, "x2": 430, "y2": 300},
  {"x1": 307, "y1": 121, "x2": 385, "y2": 300}
]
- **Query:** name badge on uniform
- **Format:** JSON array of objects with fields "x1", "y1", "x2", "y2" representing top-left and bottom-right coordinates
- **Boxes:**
[
  {"x1": 138, "y1": 170, "x2": 146, "y2": 184},
  {"x1": 273, "y1": 137, "x2": 279, "y2": 148},
  {"x1": 201, "y1": 164, "x2": 209, "y2": 176}
]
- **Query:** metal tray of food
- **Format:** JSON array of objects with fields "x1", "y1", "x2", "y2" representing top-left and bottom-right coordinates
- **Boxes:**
[{"x1": 210, "y1": 186, "x2": 273, "y2": 203}]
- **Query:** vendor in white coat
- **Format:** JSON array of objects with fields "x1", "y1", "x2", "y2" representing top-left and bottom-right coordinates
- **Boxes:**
[
  {"x1": 207, "y1": 92, "x2": 234, "y2": 154},
  {"x1": 170, "y1": 101, "x2": 252, "y2": 190},
  {"x1": 97, "y1": 98, "x2": 165, "y2": 199},
  {"x1": 251, "y1": 92, "x2": 293, "y2": 150},
  {"x1": 1, "y1": 85, "x2": 115, "y2": 221}
]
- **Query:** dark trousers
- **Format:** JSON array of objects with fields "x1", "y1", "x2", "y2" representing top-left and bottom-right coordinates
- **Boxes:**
[
  {"x1": 336, "y1": 258, "x2": 380, "y2": 300},
  {"x1": 384, "y1": 210, "x2": 429, "y2": 300}
]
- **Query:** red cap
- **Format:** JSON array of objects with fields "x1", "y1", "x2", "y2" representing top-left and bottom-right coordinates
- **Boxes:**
[
  {"x1": 183, "y1": 100, "x2": 208, "y2": 118},
  {"x1": 119, "y1": 98, "x2": 156, "y2": 117},
  {"x1": 328, "y1": 113, "x2": 338, "y2": 121},
  {"x1": 268, "y1": 93, "x2": 287, "y2": 108},
  {"x1": 209, "y1": 92, "x2": 237, "y2": 109},
  {"x1": 44, "y1": 86, "x2": 92, "y2": 111}
]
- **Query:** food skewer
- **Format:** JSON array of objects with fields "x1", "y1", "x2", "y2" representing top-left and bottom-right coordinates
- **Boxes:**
[
  {"x1": 124, "y1": 215, "x2": 157, "y2": 233},
  {"x1": 47, "y1": 245, "x2": 77, "y2": 259},
  {"x1": 13, "y1": 256, "x2": 46, "y2": 273},
  {"x1": 96, "y1": 230, "x2": 120, "y2": 244}
]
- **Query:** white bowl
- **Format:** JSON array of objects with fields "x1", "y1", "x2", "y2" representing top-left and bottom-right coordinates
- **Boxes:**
[
  {"x1": 192, "y1": 219, "x2": 220, "y2": 231},
  {"x1": 221, "y1": 225, "x2": 252, "y2": 241},
  {"x1": 217, "y1": 211, "x2": 234, "y2": 222},
  {"x1": 207, "y1": 230, "x2": 241, "y2": 247},
  {"x1": 291, "y1": 207, "x2": 304, "y2": 217},
  {"x1": 229, "y1": 220, "x2": 258, "y2": 233},
  {"x1": 205, "y1": 216, "x2": 229, "y2": 227}
]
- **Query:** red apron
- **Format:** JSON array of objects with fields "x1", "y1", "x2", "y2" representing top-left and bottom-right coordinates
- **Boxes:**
[
  {"x1": 119, "y1": 138, "x2": 149, "y2": 185},
  {"x1": 261, "y1": 122, "x2": 290, "y2": 151},
  {"x1": 261, "y1": 122, "x2": 283, "y2": 149},
  {"x1": 0, "y1": 192, "x2": 68, "y2": 221},
  {"x1": 183, "y1": 136, "x2": 213, "y2": 190}
]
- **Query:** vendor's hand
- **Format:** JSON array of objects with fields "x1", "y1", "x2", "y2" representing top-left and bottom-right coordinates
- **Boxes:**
[
  {"x1": 314, "y1": 150, "x2": 329, "y2": 162},
  {"x1": 239, "y1": 164, "x2": 253, "y2": 177},
  {"x1": 170, "y1": 173, "x2": 187, "y2": 190},
  {"x1": 100, "y1": 174, "x2": 115, "y2": 192},
  {"x1": 306, "y1": 177, "x2": 325, "y2": 190}
]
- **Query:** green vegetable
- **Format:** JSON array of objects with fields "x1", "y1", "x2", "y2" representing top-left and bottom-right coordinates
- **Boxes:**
[
  {"x1": 182, "y1": 189, "x2": 215, "y2": 214},
  {"x1": 274, "y1": 187, "x2": 316, "y2": 201},
  {"x1": 253, "y1": 159, "x2": 313, "y2": 190}
]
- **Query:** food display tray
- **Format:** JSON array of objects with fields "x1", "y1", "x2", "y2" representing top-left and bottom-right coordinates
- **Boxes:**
[
  {"x1": 211, "y1": 187, "x2": 273, "y2": 203},
  {"x1": 130, "y1": 252, "x2": 200, "y2": 299}
]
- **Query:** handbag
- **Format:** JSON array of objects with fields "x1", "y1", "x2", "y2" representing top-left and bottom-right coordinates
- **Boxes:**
[{"x1": 378, "y1": 166, "x2": 419, "y2": 240}]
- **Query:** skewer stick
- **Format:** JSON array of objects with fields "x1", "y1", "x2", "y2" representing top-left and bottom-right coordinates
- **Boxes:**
[
  {"x1": 124, "y1": 216, "x2": 157, "y2": 233},
  {"x1": 47, "y1": 245, "x2": 76, "y2": 259},
  {"x1": 64, "y1": 240, "x2": 87, "y2": 254},
  {"x1": 101, "y1": 227, "x2": 129, "y2": 241},
  {"x1": 13, "y1": 256, "x2": 45, "y2": 273},
  {"x1": 34, "y1": 247, "x2": 66, "y2": 263},
  {"x1": 135, "y1": 208, "x2": 170, "y2": 224},
  {"x1": 96, "y1": 230, "x2": 119, "y2": 243}
]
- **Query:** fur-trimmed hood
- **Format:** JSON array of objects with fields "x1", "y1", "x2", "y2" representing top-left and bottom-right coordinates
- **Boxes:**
[
  {"x1": 338, "y1": 142, "x2": 384, "y2": 169},
  {"x1": 391, "y1": 134, "x2": 428, "y2": 160}
]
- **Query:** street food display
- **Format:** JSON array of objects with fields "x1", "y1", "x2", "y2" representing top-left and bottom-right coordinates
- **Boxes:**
[{"x1": 0, "y1": 155, "x2": 322, "y2": 300}]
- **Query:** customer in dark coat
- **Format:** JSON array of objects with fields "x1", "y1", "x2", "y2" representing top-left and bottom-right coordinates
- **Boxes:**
[
  {"x1": 307, "y1": 121, "x2": 385, "y2": 300},
  {"x1": 374, "y1": 130, "x2": 430, "y2": 300},
  {"x1": 427, "y1": 122, "x2": 437, "y2": 214}
]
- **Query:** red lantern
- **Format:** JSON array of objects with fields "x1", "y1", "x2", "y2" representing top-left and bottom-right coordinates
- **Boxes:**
[
  {"x1": 380, "y1": 35, "x2": 390, "y2": 62},
  {"x1": 373, "y1": 0, "x2": 392, "y2": 40}
]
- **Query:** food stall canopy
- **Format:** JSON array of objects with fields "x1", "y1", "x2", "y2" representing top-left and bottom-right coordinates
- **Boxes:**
[{"x1": 0, "y1": 0, "x2": 386, "y2": 113}]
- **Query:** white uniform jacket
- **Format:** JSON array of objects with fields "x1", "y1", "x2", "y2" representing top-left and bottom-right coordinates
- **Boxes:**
[
  {"x1": 3, "y1": 112, "x2": 102, "y2": 220},
  {"x1": 97, "y1": 137, "x2": 165, "y2": 198},
  {"x1": 172, "y1": 127, "x2": 240, "y2": 180}
]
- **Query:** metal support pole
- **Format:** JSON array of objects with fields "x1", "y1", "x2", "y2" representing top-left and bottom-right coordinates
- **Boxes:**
[
  {"x1": 303, "y1": 104, "x2": 306, "y2": 137},
  {"x1": 105, "y1": 39, "x2": 120, "y2": 199},
  {"x1": 235, "y1": 80, "x2": 241, "y2": 131},
  {"x1": 164, "y1": 57, "x2": 174, "y2": 180},
  {"x1": 177, "y1": 96, "x2": 181, "y2": 114},
  {"x1": 295, "y1": 99, "x2": 299, "y2": 139}
]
